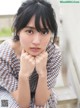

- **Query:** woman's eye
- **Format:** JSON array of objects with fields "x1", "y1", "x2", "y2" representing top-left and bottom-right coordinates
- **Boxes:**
[
  {"x1": 41, "y1": 30, "x2": 49, "y2": 35},
  {"x1": 26, "y1": 30, "x2": 33, "y2": 34}
]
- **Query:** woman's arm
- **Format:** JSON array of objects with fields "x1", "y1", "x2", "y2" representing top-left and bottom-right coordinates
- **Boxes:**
[
  {"x1": 11, "y1": 50, "x2": 35, "y2": 108},
  {"x1": 34, "y1": 52, "x2": 51, "y2": 106},
  {"x1": 35, "y1": 72, "x2": 51, "y2": 106},
  {"x1": 35, "y1": 79, "x2": 57, "y2": 108},
  {"x1": 11, "y1": 74, "x2": 30, "y2": 108}
]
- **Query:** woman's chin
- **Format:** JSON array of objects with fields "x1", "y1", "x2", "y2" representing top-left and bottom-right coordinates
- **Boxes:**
[
  {"x1": 30, "y1": 53, "x2": 40, "y2": 57},
  {"x1": 28, "y1": 51, "x2": 41, "y2": 57}
]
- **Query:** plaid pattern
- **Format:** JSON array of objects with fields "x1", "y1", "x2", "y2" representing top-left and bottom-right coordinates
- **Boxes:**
[{"x1": 0, "y1": 40, "x2": 62, "y2": 108}]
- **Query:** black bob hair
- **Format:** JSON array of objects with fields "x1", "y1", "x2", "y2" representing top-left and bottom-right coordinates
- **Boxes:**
[{"x1": 12, "y1": 0, "x2": 58, "y2": 41}]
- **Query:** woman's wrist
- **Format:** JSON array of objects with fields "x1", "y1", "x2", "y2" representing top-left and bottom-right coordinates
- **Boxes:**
[
  {"x1": 38, "y1": 69, "x2": 47, "y2": 78},
  {"x1": 19, "y1": 72, "x2": 30, "y2": 81}
]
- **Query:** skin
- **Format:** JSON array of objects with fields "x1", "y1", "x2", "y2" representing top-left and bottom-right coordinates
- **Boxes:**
[{"x1": 11, "y1": 16, "x2": 52, "y2": 108}]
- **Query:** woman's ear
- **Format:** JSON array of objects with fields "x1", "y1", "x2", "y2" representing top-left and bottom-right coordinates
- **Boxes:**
[
  {"x1": 50, "y1": 34, "x2": 54, "y2": 43},
  {"x1": 53, "y1": 36, "x2": 59, "y2": 46},
  {"x1": 17, "y1": 31, "x2": 20, "y2": 36}
]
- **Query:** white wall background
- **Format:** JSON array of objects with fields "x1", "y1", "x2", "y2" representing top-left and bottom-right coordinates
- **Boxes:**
[
  {"x1": 0, "y1": 0, "x2": 25, "y2": 15},
  {"x1": 59, "y1": 3, "x2": 80, "y2": 72}
]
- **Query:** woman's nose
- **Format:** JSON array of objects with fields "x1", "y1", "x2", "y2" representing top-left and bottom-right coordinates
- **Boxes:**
[{"x1": 32, "y1": 33, "x2": 41, "y2": 45}]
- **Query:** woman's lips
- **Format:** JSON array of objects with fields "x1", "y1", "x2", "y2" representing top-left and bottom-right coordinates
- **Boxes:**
[{"x1": 30, "y1": 48, "x2": 41, "y2": 52}]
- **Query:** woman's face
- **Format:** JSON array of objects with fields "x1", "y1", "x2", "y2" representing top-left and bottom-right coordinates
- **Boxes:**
[{"x1": 18, "y1": 16, "x2": 52, "y2": 56}]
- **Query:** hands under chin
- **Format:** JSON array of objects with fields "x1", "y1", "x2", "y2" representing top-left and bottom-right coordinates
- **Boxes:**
[{"x1": 20, "y1": 50, "x2": 48, "y2": 78}]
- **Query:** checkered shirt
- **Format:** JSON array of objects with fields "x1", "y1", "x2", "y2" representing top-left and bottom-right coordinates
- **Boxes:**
[{"x1": 0, "y1": 40, "x2": 62, "y2": 108}]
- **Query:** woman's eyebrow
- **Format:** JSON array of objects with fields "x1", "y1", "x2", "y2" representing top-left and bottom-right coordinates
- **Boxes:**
[
  {"x1": 25, "y1": 26, "x2": 36, "y2": 29},
  {"x1": 25, "y1": 26, "x2": 49, "y2": 31}
]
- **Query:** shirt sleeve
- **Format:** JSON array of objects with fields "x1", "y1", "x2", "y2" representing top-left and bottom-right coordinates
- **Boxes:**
[
  {"x1": 46, "y1": 45, "x2": 62, "y2": 108},
  {"x1": 0, "y1": 58, "x2": 18, "y2": 93}
]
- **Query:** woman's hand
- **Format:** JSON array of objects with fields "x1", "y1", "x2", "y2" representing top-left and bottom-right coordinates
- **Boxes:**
[
  {"x1": 35, "y1": 51, "x2": 48, "y2": 77},
  {"x1": 19, "y1": 50, "x2": 35, "y2": 78}
]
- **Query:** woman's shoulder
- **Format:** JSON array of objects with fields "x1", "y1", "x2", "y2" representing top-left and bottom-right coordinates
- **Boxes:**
[{"x1": 0, "y1": 40, "x2": 16, "y2": 64}]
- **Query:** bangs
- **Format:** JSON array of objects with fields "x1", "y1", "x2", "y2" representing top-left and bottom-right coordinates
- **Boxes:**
[
  {"x1": 35, "y1": 6, "x2": 51, "y2": 32},
  {"x1": 34, "y1": 3, "x2": 56, "y2": 34}
]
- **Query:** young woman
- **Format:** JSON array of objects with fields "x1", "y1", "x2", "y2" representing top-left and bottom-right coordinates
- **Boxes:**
[{"x1": 0, "y1": 0, "x2": 62, "y2": 108}]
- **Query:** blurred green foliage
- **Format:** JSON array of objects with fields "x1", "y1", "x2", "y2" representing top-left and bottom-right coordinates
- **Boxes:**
[{"x1": 0, "y1": 27, "x2": 12, "y2": 37}]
